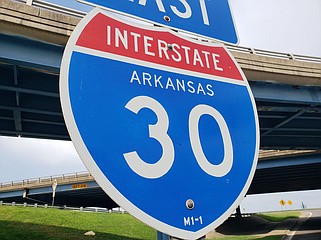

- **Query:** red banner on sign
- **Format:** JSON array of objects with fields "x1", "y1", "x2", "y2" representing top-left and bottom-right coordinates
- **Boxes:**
[{"x1": 76, "y1": 13, "x2": 243, "y2": 81}]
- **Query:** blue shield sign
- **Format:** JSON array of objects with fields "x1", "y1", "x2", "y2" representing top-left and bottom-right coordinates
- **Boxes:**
[
  {"x1": 60, "y1": 9, "x2": 259, "y2": 240},
  {"x1": 77, "y1": 0, "x2": 239, "y2": 44}
]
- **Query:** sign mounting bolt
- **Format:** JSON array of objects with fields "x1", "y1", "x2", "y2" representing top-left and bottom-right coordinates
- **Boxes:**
[
  {"x1": 164, "y1": 16, "x2": 170, "y2": 22},
  {"x1": 186, "y1": 199, "x2": 195, "y2": 210}
]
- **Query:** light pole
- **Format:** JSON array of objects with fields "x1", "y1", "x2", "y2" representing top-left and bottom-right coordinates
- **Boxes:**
[{"x1": 52, "y1": 179, "x2": 57, "y2": 207}]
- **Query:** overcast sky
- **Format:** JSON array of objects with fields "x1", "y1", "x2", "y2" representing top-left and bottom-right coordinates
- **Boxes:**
[
  {"x1": 230, "y1": 0, "x2": 321, "y2": 57},
  {"x1": 47, "y1": 0, "x2": 321, "y2": 57},
  {"x1": 0, "y1": 0, "x2": 320, "y2": 183}
]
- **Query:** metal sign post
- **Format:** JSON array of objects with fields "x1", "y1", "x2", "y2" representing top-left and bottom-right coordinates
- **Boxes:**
[
  {"x1": 157, "y1": 231, "x2": 170, "y2": 240},
  {"x1": 60, "y1": 8, "x2": 259, "y2": 240},
  {"x1": 51, "y1": 179, "x2": 57, "y2": 206}
]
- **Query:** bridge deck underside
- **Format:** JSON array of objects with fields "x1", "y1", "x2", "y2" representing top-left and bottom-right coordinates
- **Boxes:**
[
  {"x1": 0, "y1": 186, "x2": 118, "y2": 209},
  {"x1": 0, "y1": 62, "x2": 320, "y2": 149}
]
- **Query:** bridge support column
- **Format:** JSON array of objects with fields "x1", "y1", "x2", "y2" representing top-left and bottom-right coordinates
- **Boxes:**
[{"x1": 235, "y1": 205, "x2": 242, "y2": 218}]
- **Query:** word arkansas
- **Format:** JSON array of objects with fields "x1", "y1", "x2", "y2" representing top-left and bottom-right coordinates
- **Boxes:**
[{"x1": 130, "y1": 70, "x2": 214, "y2": 97}]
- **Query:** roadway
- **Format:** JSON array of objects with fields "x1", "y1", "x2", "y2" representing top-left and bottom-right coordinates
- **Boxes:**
[
  {"x1": 286, "y1": 210, "x2": 321, "y2": 240},
  {"x1": 207, "y1": 210, "x2": 321, "y2": 239}
]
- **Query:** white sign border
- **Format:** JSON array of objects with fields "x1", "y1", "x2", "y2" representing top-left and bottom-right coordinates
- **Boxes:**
[{"x1": 60, "y1": 8, "x2": 259, "y2": 240}]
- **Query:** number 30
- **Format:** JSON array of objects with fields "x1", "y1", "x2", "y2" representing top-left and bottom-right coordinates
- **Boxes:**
[{"x1": 123, "y1": 96, "x2": 233, "y2": 179}]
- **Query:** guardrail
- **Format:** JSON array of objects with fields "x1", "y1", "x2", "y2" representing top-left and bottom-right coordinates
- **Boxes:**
[
  {"x1": 225, "y1": 45, "x2": 321, "y2": 63},
  {"x1": 0, "y1": 171, "x2": 92, "y2": 189},
  {"x1": 0, "y1": 201, "x2": 126, "y2": 213},
  {"x1": 11, "y1": 0, "x2": 321, "y2": 64}
]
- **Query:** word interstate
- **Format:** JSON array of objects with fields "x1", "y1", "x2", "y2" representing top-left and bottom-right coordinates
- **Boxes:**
[{"x1": 106, "y1": 25, "x2": 224, "y2": 73}]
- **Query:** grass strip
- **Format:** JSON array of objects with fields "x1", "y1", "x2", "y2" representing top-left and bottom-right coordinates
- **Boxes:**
[
  {"x1": 0, "y1": 205, "x2": 155, "y2": 240},
  {"x1": 256, "y1": 211, "x2": 300, "y2": 222},
  {"x1": 0, "y1": 205, "x2": 294, "y2": 240}
]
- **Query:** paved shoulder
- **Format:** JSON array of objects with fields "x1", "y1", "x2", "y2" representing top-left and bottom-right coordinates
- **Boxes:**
[{"x1": 284, "y1": 210, "x2": 321, "y2": 240}]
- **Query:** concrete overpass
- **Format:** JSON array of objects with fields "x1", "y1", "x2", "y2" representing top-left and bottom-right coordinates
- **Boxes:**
[
  {"x1": 0, "y1": 172, "x2": 117, "y2": 208},
  {"x1": 1, "y1": 0, "x2": 320, "y2": 149},
  {"x1": 0, "y1": 0, "x2": 321, "y2": 205},
  {"x1": 1, "y1": 150, "x2": 320, "y2": 208}
]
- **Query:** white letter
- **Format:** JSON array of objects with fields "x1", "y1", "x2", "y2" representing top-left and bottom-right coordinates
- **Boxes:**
[
  {"x1": 154, "y1": 74, "x2": 164, "y2": 88},
  {"x1": 171, "y1": 43, "x2": 182, "y2": 62},
  {"x1": 199, "y1": 0, "x2": 210, "y2": 25},
  {"x1": 130, "y1": 32, "x2": 141, "y2": 52},
  {"x1": 176, "y1": 79, "x2": 185, "y2": 92},
  {"x1": 142, "y1": 72, "x2": 152, "y2": 86},
  {"x1": 115, "y1": 28, "x2": 128, "y2": 49},
  {"x1": 158, "y1": 39, "x2": 170, "y2": 60},
  {"x1": 187, "y1": 81, "x2": 195, "y2": 93},
  {"x1": 193, "y1": 49, "x2": 204, "y2": 67},
  {"x1": 184, "y1": 217, "x2": 191, "y2": 226},
  {"x1": 212, "y1": 53, "x2": 223, "y2": 71},
  {"x1": 206, "y1": 84, "x2": 214, "y2": 97},
  {"x1": 107, "y1": 26, "x2": 111, "y2": 45},
  {"x1": 182, "y1": 46, "x2": 191, "y2": 64},
  {"x1": 197, "y1": 83, "x2": 206, "y2": 95},
  {"x1": 202, "y1": 50, "x2": 211, "y2": 68},
  {"x1": 130, "y1": 70, "x2": 141, "y2": 84},
  {"x1": 170, "y1": 0, "x2": 192, "y2": 19},
  {"x1": 144, "y1": 36, "x2": 155, "y2": 56},
  {"x1": 165, "y1": 77, "x2": 176, "y2": 90}
]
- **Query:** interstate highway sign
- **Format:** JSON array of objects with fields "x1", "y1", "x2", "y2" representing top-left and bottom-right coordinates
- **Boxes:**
[
  {"x1": 60, "y1": 9, "x2": 259, "y2": 240},
  {"x1": 77, "y1": 0, "x2": 239, "y2": 44}
]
